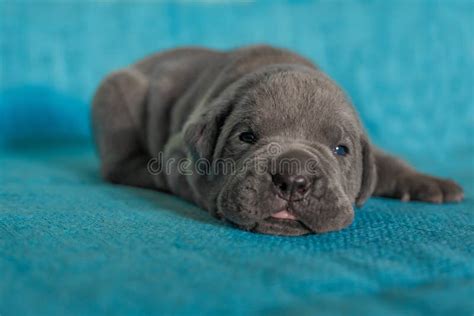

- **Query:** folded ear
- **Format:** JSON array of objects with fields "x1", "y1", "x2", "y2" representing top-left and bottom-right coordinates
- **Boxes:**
[
  {"x1": 355, "y1": 135, "x2": 377, "y2": 207},
  {"x1": 183, "y1": 100, "x2": 233, "y2": 161}
]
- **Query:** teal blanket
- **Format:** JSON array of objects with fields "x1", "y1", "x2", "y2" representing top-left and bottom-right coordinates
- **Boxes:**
[{"x1": 1, "y1": 1, "x2": 473, "y2": 315}]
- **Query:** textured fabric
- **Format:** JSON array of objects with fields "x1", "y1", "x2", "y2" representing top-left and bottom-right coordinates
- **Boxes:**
[
  {"x1": 1, "y1": 0, "x2": 473, "y2": 315},
  {"x1": 1, "y1": 144, "x2": 473, "y2": 315}
]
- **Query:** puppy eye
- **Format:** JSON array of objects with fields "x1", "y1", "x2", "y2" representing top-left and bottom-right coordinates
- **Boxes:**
[
  {"x1": 239, "y1": 131, "x2": 257, "y2": 144},
  {"x1": 333, "y1": 145, "x2": 349, "y2": 156}
]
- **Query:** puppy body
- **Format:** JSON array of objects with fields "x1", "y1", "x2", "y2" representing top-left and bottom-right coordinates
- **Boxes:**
[{"x1": 92, "y1": 45, "x2": 463, "y2": 235}]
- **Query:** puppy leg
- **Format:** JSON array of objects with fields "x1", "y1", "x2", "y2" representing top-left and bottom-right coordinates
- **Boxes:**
[
  {"x1": 162, "y1": 134, "x2": 197, "y2": 203},
  {"x1": 373, "y1": 149, "x2": 464, "y2": 203},
  {"x1": 92, "y1": 69, "x2": 165, "y2": 190}
]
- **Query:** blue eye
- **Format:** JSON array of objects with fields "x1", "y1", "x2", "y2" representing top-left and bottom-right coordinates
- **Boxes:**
[{"x1": 334, "y1": 145, "x2": 349, "y2": 156}]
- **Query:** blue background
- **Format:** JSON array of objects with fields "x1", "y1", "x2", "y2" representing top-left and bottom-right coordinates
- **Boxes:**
[{"x1": 0, "y1": 1, "x2": 473, "y2": 315}]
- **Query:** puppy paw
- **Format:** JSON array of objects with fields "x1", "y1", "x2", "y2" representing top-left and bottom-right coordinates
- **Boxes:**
[{"x1": 393, "y1": 173, "x2": 464, "y2": 204}]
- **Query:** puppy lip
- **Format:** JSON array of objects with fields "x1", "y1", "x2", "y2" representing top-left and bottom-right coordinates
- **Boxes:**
[{"x1": 271, "y1": 209, "x2": 297, "y2": 220}]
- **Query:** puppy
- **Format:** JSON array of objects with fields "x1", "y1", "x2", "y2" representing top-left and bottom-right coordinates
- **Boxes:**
[{"x1": 92, "y1": 45, "x2": 463, "y2": 236}]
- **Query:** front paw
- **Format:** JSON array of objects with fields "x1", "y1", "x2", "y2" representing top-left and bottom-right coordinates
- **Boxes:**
[{"x1": 394, "y1": 173, "x2": 464, "y2": 204}]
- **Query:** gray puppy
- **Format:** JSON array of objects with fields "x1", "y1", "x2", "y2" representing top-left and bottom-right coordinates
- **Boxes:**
[{"x1": 92, "y1": 45, "x2": 463, "y2": 236}]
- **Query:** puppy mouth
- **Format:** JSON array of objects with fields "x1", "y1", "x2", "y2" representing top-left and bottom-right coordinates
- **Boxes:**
[
  {"x1": 270, "y1": 209, "x2": 297, "y2": 220},
  {"x1": 253, "y1": 208, "x2": 310, "y2": 236}
]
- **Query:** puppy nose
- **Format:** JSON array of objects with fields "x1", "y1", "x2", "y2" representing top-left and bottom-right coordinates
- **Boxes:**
[
  {"x1": 272, "y1": 174, "x2": 311, "y2": 197},
  {"x1": 271, "y1": 149, "x2": 316, "y2": 200},
  {"x1": 294, "y1": 175, "x2": 310, "y2": 194}
]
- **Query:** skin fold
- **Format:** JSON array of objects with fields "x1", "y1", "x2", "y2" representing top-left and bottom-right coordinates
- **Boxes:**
[{"x1": 92, "y1": 45, "x2": 464, "y2": 236}]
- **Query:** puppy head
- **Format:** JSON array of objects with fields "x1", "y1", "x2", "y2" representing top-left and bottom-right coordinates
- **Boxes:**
[{"x1": 184, "y1": 65, "x2": 376, "y2": 236}]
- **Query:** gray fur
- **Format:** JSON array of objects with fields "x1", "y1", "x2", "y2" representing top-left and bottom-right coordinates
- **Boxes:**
[{"x1": 92, "y1": 45, "x2": 464, "y2": 236}]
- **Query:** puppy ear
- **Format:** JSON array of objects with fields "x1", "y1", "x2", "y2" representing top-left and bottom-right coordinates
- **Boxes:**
[
  {"x1": 183, "y1": 101, "x2": 232, "y2": 161},
  {"x1": 355, "y1": 136, "x2": 377, "y2": 207}
]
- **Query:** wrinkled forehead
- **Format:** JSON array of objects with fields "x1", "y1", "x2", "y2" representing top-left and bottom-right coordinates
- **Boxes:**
[{"x1": 235, "y1": 70, "x2": 360, "y2": 140}]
